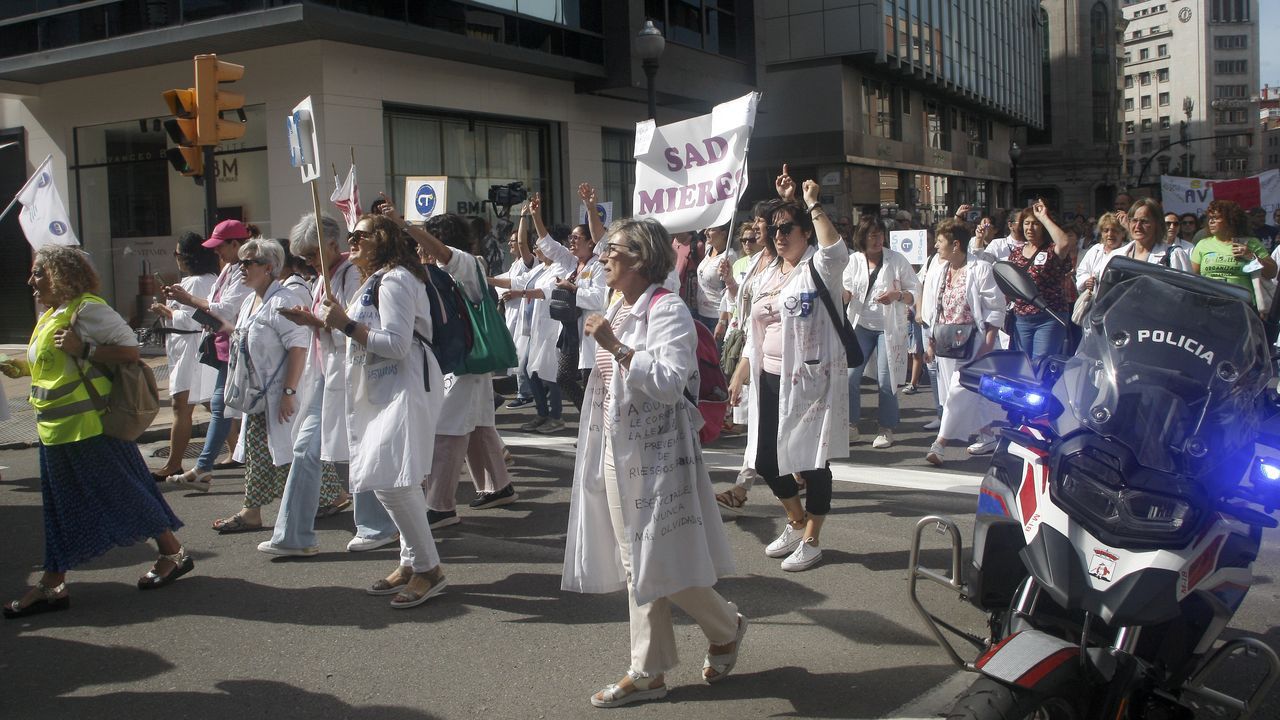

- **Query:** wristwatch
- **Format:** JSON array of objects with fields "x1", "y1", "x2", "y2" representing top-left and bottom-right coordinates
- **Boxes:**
[
  {"x1": 283, "y1": 387, "x2": 297, "y2": 396},
  {"x1": 613, "y1": 344, "x2": 633, "y2": 362},
  {"x1": 343, "y1": 320, "x2": 358, "y2": 336}
]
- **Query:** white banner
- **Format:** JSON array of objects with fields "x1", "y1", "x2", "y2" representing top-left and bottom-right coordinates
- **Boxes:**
[
  {"x1": 579, "y1": 201, "x2": 613, "y2": 228},
  {"x1": 1160, "y1": 170, "x2": 1280, "y2": 216},
  {"x1": 17, "y1": 156, "x2": 79, "y2": 250},
  {"x1": 404, "y1": 176, "x2": 448, "y2": 222},
  {"x1": 633, "y1": 92, "x2": 759, "y2": 234},
  {"x1": 889, "y1": 229, "x2": 927, "y2": 265}
]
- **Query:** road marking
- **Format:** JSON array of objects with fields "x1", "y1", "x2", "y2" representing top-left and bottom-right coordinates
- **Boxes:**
[{"x1": 502, "y1": 434, "x2": 982, "y2": 495}]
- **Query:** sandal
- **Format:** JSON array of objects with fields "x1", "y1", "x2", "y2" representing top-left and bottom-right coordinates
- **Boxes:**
[
  {"x1": 389, "y1": 570, "x2": 449, "y2": 609},
  {"x1": 167, "y1": 468, "x2": 213, "y2": 493},
  {"x1": 137, "y1": 547, "x2": 195, "y2": 590},
  {"x1": 703, "y1": 614, "x2": 748, "y2": 683},
  {"x1": 590, "y1": 671, "x2": 668, "y2": 708},
  {"x1": 3, "y1": 581, "x2": 70, "y2": 619},
  {"x1": 212, "y1": 514, "x2": 262, "y2": 534},
  {"x1": 716, "y1": 488, "x2": 748, "y2": 515},
  {"x1": 366, "y1": 567, "x2": 413, "y2": 596},
  {"x1": 315, "y1": 495, "x2": 353, "y2": 519}
]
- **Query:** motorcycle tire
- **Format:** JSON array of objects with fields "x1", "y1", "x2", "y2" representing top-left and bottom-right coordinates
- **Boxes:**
[{"x1": 947, "y1": 676, "x2": 1082, "y2": 720}]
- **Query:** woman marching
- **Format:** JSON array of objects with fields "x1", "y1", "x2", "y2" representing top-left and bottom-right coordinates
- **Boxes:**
[
  {"x1": 563, "y1": 217, "x2": 742, "y2": 708},
  {"x1": 4, "y1": 246, "x2": 192, "y2": 618}
]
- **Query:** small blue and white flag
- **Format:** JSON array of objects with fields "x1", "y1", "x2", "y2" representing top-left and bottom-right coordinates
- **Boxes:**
[{"x1": 17, "y1": 156, "x2": 79, "y2": 250}]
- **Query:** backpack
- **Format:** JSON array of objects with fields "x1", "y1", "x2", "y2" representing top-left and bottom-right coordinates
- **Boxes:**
[
  {"x1": 368, "y1": 266, "x2": 474, "y2": 381},
  {"x1": 649, "y1": 288, "x2": 728, "y2": 444},
  {"x1": 68, "y1": 300, "x2": 160, "y2": 442}
]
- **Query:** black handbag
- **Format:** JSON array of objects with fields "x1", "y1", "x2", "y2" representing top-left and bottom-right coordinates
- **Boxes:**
[
  {"x1": 932, "y1": 323, "x2": 977, "y2": 359},
  {"x1": 548, "y1": 286, "x2": 580, "y2": 324},
  {"x1": 808, "y1": 261, "x2": 864, "y2": 368},
  {"x1": 196, "y1": 331, "x2": 221, "y2": 368}
]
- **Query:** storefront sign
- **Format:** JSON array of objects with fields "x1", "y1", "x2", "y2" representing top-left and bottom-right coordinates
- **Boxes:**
[
  {"x1": 404, "y1": 176, "x2": 448, "y2": 222},
  {"x1": 633, "y1": 92, "x2": 759, "y2": 234},
  {"x1": 890, "y1": 229, "x2": 928, "y2": 265},
  {"x1": 1161, "y1": 170, "x2": 1280, "y2": 216}
]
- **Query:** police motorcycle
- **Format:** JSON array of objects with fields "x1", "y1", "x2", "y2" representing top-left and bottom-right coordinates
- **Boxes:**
[{"x1": 908, "y1": 255, "x2": 1280, "y2": 719}]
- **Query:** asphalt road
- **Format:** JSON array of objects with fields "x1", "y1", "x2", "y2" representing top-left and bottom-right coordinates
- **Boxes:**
[{"x1": 2, "y1": 385, "x2": 1279, "y2": 719}]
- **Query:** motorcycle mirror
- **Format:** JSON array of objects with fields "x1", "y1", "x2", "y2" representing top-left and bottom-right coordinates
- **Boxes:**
[{"x1": 993, "y1": 261, "x2": 1046, "y2": 310}]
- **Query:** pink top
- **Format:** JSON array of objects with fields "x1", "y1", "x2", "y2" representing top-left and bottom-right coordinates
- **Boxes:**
[
  {"x1": 938, "y1": 264, "x2": 975, "y2": 325},
  {"x1": 751, "y1": 264, "x2": 791, "y2": 375}
]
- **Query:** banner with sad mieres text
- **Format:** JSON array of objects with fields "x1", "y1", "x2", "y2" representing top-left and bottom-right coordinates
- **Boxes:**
[{"x1": 632, "y1": 92, "x2": 759, "y2": 234}]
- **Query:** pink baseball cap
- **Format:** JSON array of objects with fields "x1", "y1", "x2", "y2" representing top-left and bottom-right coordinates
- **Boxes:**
[{"x1": 202, "y1": 219, "x2": 251, "y2": 248}]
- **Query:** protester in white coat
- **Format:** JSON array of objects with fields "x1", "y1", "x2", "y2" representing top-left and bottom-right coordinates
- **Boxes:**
[
  {"x1": 563, "y1": 216, "x2": 741, "y2": 709},
  {"x1": 921, "y1": 221, "x2": 1006, "y2": 466},
  {"x1": 319, "y1": 213, "x2": 448, "y2": 609},
  {"x1": 543, "y1": 186, "x2": 609, "y2": 412},
  {"x1": 209, "y1": 238, "x2": 311, "y2": 534},
  {"x1": 148, "y1": 231, "x2": 218, "y2": 480},
  {"x1": 392, "y1": 209, "x2": 518, "y2": 526},
  {"x1": 493, "y1": 220, "x2": 536, "y2": 407},
  {"x1": 729, "y1": 166, "x2": 850, "y2": 573},
  {"x1": 842, "y1": 216, "x2": 919, "y2": 449},
  {"x1": 1106, "y1": 198, "x2": 1193, "y2": 273}
]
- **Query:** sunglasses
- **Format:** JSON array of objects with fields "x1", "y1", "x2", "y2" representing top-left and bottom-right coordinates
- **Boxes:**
[
  {"x1": 767, "y1": 222, "x2": 797, "y2": 236},
  {"x1": 238, "y1": 257, "x2": 269, "y2": 268},
  {"x1": 349, "y1": 229, "x2": 374, "y2": 242}
]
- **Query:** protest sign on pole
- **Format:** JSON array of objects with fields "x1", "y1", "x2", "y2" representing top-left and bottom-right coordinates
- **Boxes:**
[
  {"x1": 404, "y1": 176, "x2": 448, "y2": 223},
  {"x1": 632, "y1": 92, "x2": 760, "y2": 234},
  {"x1": 1161, "y1": 170, "x2": 1280, "y2": 216},
  {"x1": 889, "y1": 229, "x2": 927, "y2": 265},
  {"x1": 579, "y1": 201, "x2": 613, "y2": 227},
  {"x1": 285, "y1": 96, "x2": 329, "y2": 283}
]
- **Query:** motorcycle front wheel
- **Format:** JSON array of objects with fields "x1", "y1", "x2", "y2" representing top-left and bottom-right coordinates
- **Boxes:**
[{"x1": 947, "y1": 676, "x2": 1082, "y2": 720}]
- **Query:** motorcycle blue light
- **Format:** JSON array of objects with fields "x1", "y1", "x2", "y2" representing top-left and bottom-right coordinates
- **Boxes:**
[
  {"x1": 979, "y1": 375, "x2": 1049, "y2": 416},
  {"x1": 1258, "y1": 459, "x2": 1280, "y2": 483}
]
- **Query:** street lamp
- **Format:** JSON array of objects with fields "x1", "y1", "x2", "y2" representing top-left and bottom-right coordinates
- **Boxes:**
[
  {"x1": 1009, "y1": 142, "x2": 1022, "y2": 208},
  {"x1": 635, "y1": 20, "x2": 665, "y2": 121}
]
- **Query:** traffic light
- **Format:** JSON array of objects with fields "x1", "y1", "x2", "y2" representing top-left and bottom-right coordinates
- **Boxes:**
[
  {"x1": 162, "y1": 87, "x2": 201, "y2": 177},
  {"x1": 194, "y1": 54, "x2": 246, "y2": 145}
]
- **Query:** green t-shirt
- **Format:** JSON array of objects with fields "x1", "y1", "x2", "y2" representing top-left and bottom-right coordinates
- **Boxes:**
[{"x1": 1191, "y1": 236, "x2": 1268, "y2": 291}]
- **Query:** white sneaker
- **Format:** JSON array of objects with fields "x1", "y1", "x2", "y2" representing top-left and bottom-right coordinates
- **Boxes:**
[
  {"x1": 926, "y1": 442, "x2": 945, "y2": 467},
  {"x1": 872, "y1": 430, "x2": 894, "y2": 449},
  {"x1": 968, "y1": 432, "x2": 998, "y2": 456},
  {"x1": 923, "y1": 418, "x2": 941, "y2": 431},
  {"x1": 765, "y1": 522, "x2": 804, "y2": 558},
  {"x1": 257, "y1": 541, "x2": 319, "y2": 557},
  {"x1": 780, "y1": 538, "x2": 823, "y2": 571},
  {"x1": 346, "y1": 534, "x2": 400, "y2": 552}
]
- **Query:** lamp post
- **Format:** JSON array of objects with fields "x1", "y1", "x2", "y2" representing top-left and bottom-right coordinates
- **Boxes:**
[
  {"x1": 635, "y1": 20, "x2": 665, "y2": 121},
  {"x1": 1009, "y1": 142, "x2": 1022, "y2": 208}
]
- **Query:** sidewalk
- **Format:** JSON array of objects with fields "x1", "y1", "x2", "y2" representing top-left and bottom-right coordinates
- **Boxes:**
[{"x1": 0, "y1": 344, "x2": 208, "y2": 450}]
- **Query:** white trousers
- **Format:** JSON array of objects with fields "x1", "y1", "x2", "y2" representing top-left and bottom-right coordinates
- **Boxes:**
[
  {"x1": 373, "y1": 485, "x2": 440, "y2": 572},
  {"x1": 936, "y1": 355, "x2": 1003, "y2": 443},
  {"x1": 603, "y1": 437, "x2": 739, "y2": 676}
]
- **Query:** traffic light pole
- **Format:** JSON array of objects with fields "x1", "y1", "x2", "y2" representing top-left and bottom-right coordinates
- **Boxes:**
[{"x1": 203, "y1": 145, "x2": 218, "y2": 237}]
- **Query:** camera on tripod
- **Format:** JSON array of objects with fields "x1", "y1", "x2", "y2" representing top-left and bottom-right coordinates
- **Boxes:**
[{"x1": 488, "y1": 181, "x2": 529, "y2": 216}]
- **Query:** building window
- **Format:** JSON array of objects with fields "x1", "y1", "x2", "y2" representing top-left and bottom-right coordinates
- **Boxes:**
[
  {"x1": 1141, "y1": 138, "x2": 1153, "y2": 154},
  {"x1": 1141, "y1": 73, "x2": 1151, "y2": 86},
  {"x1": 1139, "y1": 48, "x2": 1149, "y2": 60},
  {"x1": 601, "y1": 129, "x2": 635, "y2": 219},
  {"x1": 1210, "y1": 0, "x2": 1251, "y2": 23},
  {"x1": 963, "y1": 113, "x2": 987, "y2": 158},
  {"x1": 924, "y1": 101, "x2": 950, "y2": 150},
  {"x1": 643, "y1": 0, "x2": 738, "y2": 56},
  {"x1": 1091, "y1": 2, "x2": 1112, "y2": 143},
  {"x1": 863, "y1": 79, "x2": 901, "y2": 141},
  {"x1": 1214, "y1": 35, "x2": 1248, "y2": 49},
  {"x1": 1215, "y1": 109, "x2": 1249, "y2": 124},
  {"x1": 1029, "y1": 8, "x2": 1053, "y2": 146},
  {"x1": 1158, "y1": 92, "x2": 1170, "y2": 106},
  {"x1": 1141, "y1": 96, "x2": 1152, "y2": 109},
  {"x1": 1124, "y1": 98, "x2": 1135, "y2": 111},
  {"x1": 1160, "y1": 116, "x2": 1171, "y2": 129},
  {"x1": 1142, "y1": 118, "x2": 1153, "y2": 131},
  {"x1": 1157, "y1": 44, "x2": 1168, "y2": 57},
  {"x1": 1217, "y1": 158, "x2": 1248, "y2": 172},
  {"x1": 1125, "y1": 75, "x2": 1134, "y2": 89},
  {"x1": 1215, "y1": 85, "x2": 1248, "y2": 98},
  {"x1": 1126, "y1": 120, "x2": 1135, "y2": 134},
  {"x1": 1157, "y1": 68, "x2": 1169, "y2": 82},
  {"x1": 1214, "y1": 60, "x2": 1248, "y2": 74},
  {"x1": 1158, "y1": 155, "x2": 1171, "y2": 174}
]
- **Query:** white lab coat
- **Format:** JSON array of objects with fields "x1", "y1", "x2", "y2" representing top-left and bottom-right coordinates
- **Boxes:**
[
  {"x1": 744, "y1": 242, "x2": 851, "y2": 475},
  {"x1": 513, "y1": 251, "x2": 575, "y2": 382},
  {"x1": 165, "y1": 273, "x2": 217, "y2": 401},
  {"x1": 342, "y1": 266, "x2": 444, "y2": 493},
  {"x1": 1106, "y1": 241, "x2": 1192, "y2": 272},
  {"x1": 233, "y1": 280, "x2": 312, "y2": 466},
  {"x1": 920, "y1": 257, "x2": 1007, "y2": 335},
  {"x1": 307, "y1": 257, "x2": 362, "y2": 462},
  {"x1": 561, "y1": 285, "x2": 734, "y2": 606},
  {"x1": 498, "y1": 258, "x2": 534, "y2": 373},
  {"x1": 843, "y1": 248, "x2": 919, "y2": 388},
  {"x1": 436, "y1": 249, "x2": 497, "y2": 436},
  {"x1": 536, "y1": 234, "x2": 609, "y2": 369}
]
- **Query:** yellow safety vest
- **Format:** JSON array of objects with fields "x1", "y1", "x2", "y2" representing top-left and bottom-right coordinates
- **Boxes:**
[{"x1": 28, "y1": 294, "x2": 112, "y2": 446}]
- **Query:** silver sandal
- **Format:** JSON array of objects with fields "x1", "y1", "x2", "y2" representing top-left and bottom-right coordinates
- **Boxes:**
[
  {"x1": 703, "y1": 614, "x2": 748, "y2": 683},
  {"x1": 590, "y1": 670, "x2": 668, "y2": 708}
]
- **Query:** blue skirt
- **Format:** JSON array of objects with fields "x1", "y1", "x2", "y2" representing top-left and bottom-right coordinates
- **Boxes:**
[{"x1": 39, "y1": 434, "x2": 184, "y2": 573}]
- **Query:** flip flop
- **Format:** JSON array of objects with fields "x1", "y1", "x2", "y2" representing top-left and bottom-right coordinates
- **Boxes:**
[
  {"x1": 212, "y1": 515, "x2": 262, "y2": 534},
  {"x1": 716, "y1": 490, "x2": 748, "y2": 515},
  {"x1": 315, "y1": 496, "x2": 353, "y2": 519}
]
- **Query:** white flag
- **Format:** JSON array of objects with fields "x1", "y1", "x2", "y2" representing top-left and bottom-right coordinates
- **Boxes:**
[
  {"x1": 17, "y1": 156, "x2": 78, "y2": 250},
  {"x1": 330, "y1": 164, "x2": 361, "y2": 232}
]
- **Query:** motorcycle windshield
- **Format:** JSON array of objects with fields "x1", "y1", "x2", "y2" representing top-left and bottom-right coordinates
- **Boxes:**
[{"x1": 1065, "y1": 275, "x2": 1271, "y2": 475}]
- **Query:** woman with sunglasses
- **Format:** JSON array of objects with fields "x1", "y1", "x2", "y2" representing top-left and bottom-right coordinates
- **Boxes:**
[
  {"x1": 729, "y1": 165, "x2": 850, "y2": 572},
  {"x1": 208, "y1": 239, "x2": 313, "y2": 534},
  {"x1": 842, "y1": 214, "x2": 920, "y2": 449},
  {"x1": 318, "y1": 214, "x2": 449, "y2": 608}
]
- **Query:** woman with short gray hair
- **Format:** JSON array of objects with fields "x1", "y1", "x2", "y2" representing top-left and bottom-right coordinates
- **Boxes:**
[{"x1": 208, "y1": 237, "x2": 313, "y2": 533}]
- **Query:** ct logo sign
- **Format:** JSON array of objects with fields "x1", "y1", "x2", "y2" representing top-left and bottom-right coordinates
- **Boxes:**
[
  {"x1": 403, "y1": 176, "x2": 449, "y2": 222},
  {"x1": 49, "y1": 220, "x2": 68, "y2": 236},
  {"x1": 416, "y1": 184, "x2": 438, "y2": 216}
]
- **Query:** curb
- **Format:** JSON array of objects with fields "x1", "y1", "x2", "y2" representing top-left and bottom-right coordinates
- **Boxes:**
[{"x1": 0, "y1": 421, "x2": 210, "y2": 451}]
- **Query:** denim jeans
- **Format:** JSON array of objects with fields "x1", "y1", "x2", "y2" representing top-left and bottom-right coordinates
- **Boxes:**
[
  {"x1": 269, "y1": 375, "x2": 326, "y2": 549},
  {"x1": 353, "y1": 490, "x2": 397, "y2": 540},
  {"x1": 515, "y1": 369, "x2": 533, "y2": 401},
  {"x1": 195, "y1": 362, "x2": 231, "y2": 472},
  {"x1": 1013, "y1": 311, "x2": 1067, "y2": 364},
  {"x1": 847, "y1": 325, "x2": 899, "y2": 430},
  {"x1": 529, "y1": 372, "x2": 562, "y2": 420}
]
